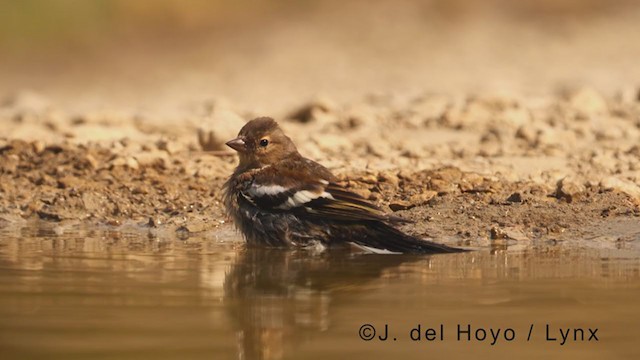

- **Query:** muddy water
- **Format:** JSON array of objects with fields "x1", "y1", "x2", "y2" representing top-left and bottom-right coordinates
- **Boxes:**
[{"x1": 1, "y1": 225, "x2": 639, "y2": 360}]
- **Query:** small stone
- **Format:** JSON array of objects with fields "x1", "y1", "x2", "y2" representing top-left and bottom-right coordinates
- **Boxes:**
[
  {"x1": 433, "y1": 167, "x2": 464, "y2": 183},
  {"x1": 126, "y1": 157, "x2": 139, "y2": 169},
  {"x1": 506, "y1": 192, "x2": 523, "y2": 203},
  {"x1": 349, "y1": 187, "x2": 372, "y2": 200},
  {"x1": 57, "y1": 176, "x2": 83, "y2": 190},
  {"x1": 37, "y1": 210, "x2": 62, "y2": 222},
  {"x1": 156, "y1": 139, "x2": 182, "y2": 155},
  {"x1": 131, "y1": 186, "x2": 148, "y2": 195},
  {"x1": 389, "y1": 200, "x2": 413, "y2": 211},
  {"x1": 568, "y1": 87, "x2": 608, "y2": 119},
  {"x1": 600, "y1": 176, "x2": 640, "y2": 200},
  {"x1": 31, "y1": 140, "x2": 46, "y2": 154},
  {"x1": 368, "y1": 192, "x2": 382, "y2": 201},
  {"x1": 490, "y1": 226, "x2": 507, "y2": 240},
  {"x1": 377, "y1": 171, "x2": 399, "y2": 188},
  {"x1": 83, "y1": 154, "x2": 98, "y2": 169},
  {"x1": 459, "y1": 173, "x2": 484, "y2": 192},
  {"x1": 594, "y1": 121, "x2": 625, "y2": 141},
  {"x1": 357, "y1": 174, "x2": 378, "y2": 184},
  {"x1": 430, "y1": 179, "x2": 457, "y2": 194},
  {"x1": 197, "y1": 105, "x2": 246, "y2": 151},
  {"x1": 106, "y1": 219, "x2": 121, "y2": 226},
  {"x1": 288, "y1": 97, "x2": 336, "y2": 123},
  {"x1": 555, "y1": 177, "x2": 585, "y2": 203},
  {"x1": 1, "y1": 154, "x2": 19, "y2": 173},
  {"x1": 148, "y1": 217, "x2": 159, "y2": 228},
  {"x1": 515, "y1": 125, "x2": 538, "y2": 145},
  {"x1": 408, "y1": 191, "x2": 437, "y2": 205},
  {"x1": 110, "y1": 156, "x2": 139, "y2": 169}
]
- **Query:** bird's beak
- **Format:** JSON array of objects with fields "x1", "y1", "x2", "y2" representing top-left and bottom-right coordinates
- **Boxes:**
[{"x1": 225, "y1": 137, "x2": 246, "y2": 152}]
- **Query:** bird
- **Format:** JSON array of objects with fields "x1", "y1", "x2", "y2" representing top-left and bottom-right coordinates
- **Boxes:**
[{"x1": 223, "y1": 117, "x2": 465, "y2": 254}]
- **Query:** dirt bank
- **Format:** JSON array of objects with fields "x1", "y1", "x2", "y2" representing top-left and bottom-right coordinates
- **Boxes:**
[{"x1": 1, "y1": 90, "x2": 639, "y2": 249}]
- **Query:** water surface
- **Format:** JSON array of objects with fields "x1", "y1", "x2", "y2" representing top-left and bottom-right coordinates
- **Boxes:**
[{"x1": 1, "y1": 225, "x2": 639, "y2": 359}]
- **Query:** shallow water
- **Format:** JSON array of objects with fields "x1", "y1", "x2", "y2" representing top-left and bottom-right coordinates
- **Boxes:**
[{"x1": 1, "y1": 225, "x2": 639, "y2": 360}]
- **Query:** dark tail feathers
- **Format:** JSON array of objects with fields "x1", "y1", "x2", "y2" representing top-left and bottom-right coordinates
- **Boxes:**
[{"x1": 353, "y1": 222, "x2": 466, "y2": 254}]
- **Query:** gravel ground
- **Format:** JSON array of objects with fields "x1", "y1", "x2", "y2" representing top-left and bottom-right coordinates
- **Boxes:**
[
  {"x1": 1, "y1": 89, "x2": 639, "y2": 250},
  {"x1": 1, "y1": 1, "x2": 639, "y2": 250}
]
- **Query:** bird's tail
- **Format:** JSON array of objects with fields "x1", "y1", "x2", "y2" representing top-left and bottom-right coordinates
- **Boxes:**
[{"x1": 351, "y1": 222, "x2": 466, "y2": 254}]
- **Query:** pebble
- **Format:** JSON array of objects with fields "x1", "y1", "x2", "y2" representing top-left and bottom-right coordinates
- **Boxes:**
[
  {"x1": 568, "y1": 87, "x2": 608, "y2": 119},
  {"x1": 409, "y1": 191, "x2": 437, "y2": 205},
  {"x1": 555, "y1": 177, "x2": 586, "y2": 203},
  {"x1": 506, "y1": 192, "x2": 523, "y2": 203},
  {"x1": 134, "y1": 151, "x2": 169, "y2": 167},
  {"x1": 600, "y1": 177, "x2": 640, "y2": 200},
  {"x1": 389, "y1": 200, "x2": 414, "y2": 211},
  {"x1": 288, "y1": 97, "x2": 337, "y2": 123}
]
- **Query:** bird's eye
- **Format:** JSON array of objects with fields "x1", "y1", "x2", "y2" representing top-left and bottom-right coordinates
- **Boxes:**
[{"x1": 259, "y1": 139, "x2": 269, "y2": 147}]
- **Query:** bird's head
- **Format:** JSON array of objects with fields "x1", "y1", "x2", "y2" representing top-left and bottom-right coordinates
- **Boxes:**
[{"x1": 226, "y1": 117, "x2": 299, "y2": 169}]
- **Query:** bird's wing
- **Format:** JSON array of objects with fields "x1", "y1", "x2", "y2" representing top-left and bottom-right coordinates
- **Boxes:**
[
  {"x1": 240, "y1": 158, "x2": 406, "y2": 224},
  {"x1": 300, "y1": 183, "x2": 405, "y2": 223}
]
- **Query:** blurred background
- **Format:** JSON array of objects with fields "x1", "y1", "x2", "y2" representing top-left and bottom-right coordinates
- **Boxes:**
[{"x1": 1, "y1": 0, "x2": 640, "y2": 116}]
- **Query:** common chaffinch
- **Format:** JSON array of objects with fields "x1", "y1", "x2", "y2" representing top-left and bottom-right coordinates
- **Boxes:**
[{"x1": 223, "y1": 117, "x2": 464, "y2": 254}]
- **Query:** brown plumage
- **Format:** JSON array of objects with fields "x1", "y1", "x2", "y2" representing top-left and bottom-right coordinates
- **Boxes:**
[{"x1": 223, "y1": 117, "x2": 465, "y2": 254}]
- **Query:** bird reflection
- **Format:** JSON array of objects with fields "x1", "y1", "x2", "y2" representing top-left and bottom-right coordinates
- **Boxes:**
[{"x1": 223, "y1": 248, "x2": 417, "y2": 360}]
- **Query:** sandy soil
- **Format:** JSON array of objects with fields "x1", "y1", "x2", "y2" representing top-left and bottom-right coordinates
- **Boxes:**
[
  {"x1": 1, "y1": 89, "x2": 639, "y2": 250},
  {"x1": 1, "y1": 1, "x2": 639, "y2": 250}
]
